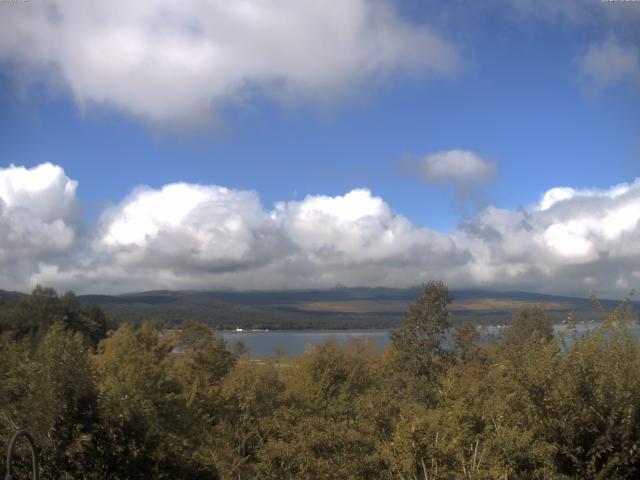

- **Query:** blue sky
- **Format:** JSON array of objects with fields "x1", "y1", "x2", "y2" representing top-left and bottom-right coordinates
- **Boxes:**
[{"x1": 0, "y1": 0, "x2": 639, "y2": 295}]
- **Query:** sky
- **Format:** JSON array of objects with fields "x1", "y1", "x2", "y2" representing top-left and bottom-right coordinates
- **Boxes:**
[{"x1": 0, "y1": 0, "x2": 639, "y2": 297}]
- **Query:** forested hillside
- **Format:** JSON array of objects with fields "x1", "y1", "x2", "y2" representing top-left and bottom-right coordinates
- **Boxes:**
[
  {"x1": 1, "y1": 282, "x2": 640, "y2": 479},
  {"x1": 0, "y1": 286, "x2": 619, "y2": 331},
  {"x1": 3, "y1": 286, "x2": 629, "y2": 331}
]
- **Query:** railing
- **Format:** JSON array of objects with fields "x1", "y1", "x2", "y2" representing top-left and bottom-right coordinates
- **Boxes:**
[{"x1": 4, "y1": 430, "x2": 38, "y2": 480}]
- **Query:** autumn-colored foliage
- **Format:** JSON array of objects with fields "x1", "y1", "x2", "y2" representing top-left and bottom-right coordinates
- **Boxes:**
[{"x1": 1, "y1": 283, "x2": 639, "y2": 478}]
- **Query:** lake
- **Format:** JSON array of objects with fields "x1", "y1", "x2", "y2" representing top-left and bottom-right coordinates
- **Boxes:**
[
  {"x1": 221, "y1": 329, "x2": 390, "y2": 356},
  {"x1": 221, "y1": 322, "x2": 640, "y2": 356}
]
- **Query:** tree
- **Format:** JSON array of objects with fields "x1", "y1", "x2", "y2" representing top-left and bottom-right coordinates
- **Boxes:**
[
  {"x1": 4, "y1": 286, "x2": 108, "y2": 347},
  {"x1": 177, "y1": 321, "x2": 236, "y2": 403},
  {"x1": 257, "y1": 341, "x2": 381, "y2": 480},
  {"x1": 232, "y1": 340, "x2": 249, "y2": 357},
  {"x1": 503, "y1": 306, "x2": 553, "y2": 349},
  {"x1": 94, "y1": 322, "x2": 207, "y2": 479},
  {"x1": 0, "y1": 323, "x2": 102, "y2": 479},
  {"x1": 8, "y1": 285, "x2": 61, "y2": 340},
  {"x1": 453, "y1": 322, "x2": 481, "y2": 362},
  {"x1": 388, "y1": 280, "x2": 452, "y2": 403},
  {"x1": 209, "y1": 362, "x2": 285, "y2": 479}
]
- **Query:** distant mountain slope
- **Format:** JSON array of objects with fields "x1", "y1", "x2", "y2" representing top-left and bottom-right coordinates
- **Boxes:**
[
  {"x1": 0, "y1": 289, "x2": 27, "y2": 304},
  {"x1": 90, "y1": 287, "x2": 611, "y2": 305},
  {"x1": 70, "y1": 288, "x2": 635, "y2": 330}
]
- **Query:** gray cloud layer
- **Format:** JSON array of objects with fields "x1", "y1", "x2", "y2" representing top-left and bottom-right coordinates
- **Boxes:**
[{"x1": 2, "y1": 163, "x2": 639, "y2": 297}]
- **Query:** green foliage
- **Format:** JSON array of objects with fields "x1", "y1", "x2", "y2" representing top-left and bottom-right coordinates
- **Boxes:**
[
  {"x1": 290, "y1": 341, "x2": 370, "y2": 417},
  {"x1": 389, "y1": 280, "x2": 452, "y2": 403},
  {"x1": 94, "y1": 322, "x2": 209, "y2": 479},
  {"x1": 3, "y1": 283, "x2": 640, "y2": 479},
  {"x1": 256, "y1": 343, "x2": 382, "y2": 479},
  {"x1": 257, "y1": 413, "x2": 382, "y2": 480},
  {"x1": 176, "y1": 321, "x2": 236, "y2": 401},
  {"x1": 453, "y1": 321, "x2": 482, "y2": 362},
  {"x1": 209, "y1": 362, "x2": 285, "y2": 479},
  {"x1": 503, "y1": 305, "x2": 554, "y2": 349},
  {"x1": 0, "y1": 285, "x2": 109, "y2": 346},
  {"x1": 0, "y1": 323, "x2": 101, "y2": 479},
  {"x1": 232, "y1": 340, "x2": 249, "y2": 357}
]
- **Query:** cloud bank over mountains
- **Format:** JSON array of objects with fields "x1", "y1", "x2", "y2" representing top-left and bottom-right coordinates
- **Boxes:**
[{"x1": 2, "y1": 163, "x2": 639, "y2": 297}]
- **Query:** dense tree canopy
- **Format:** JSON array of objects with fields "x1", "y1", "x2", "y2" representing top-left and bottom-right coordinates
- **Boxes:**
[
  {"x1": 1, "y1": 283, "x2": 640, "y2": 478},
  {"x1": 0, "y1": 285, "x2": 109, "y2": 346}
]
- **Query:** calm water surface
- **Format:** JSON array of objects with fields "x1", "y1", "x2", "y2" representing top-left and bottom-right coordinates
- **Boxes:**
[
  {"x1": 221, "y1": 322, "x2": 640, "y2": 356},
  {"x1": 222, "y1": 329, "x2": 390, "y2": 356}
]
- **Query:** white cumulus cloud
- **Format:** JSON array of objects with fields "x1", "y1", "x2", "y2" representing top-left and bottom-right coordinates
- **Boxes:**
[
  {"x1": 397, "y1": 149, "x2": 496, "y2": 215},
  {"x1": 0, "y1": 0, "x2": 459, "y2": 125},
  {"x1": 0, "y1": 163, "x2": 77, "y2": 258},
  {"x1": 420, "y1": 149, "x2": 495, "y2": 185},
  {"x1": 579, "y1": 36, "x2": 640, "y2": 93},
  {"x1": 96, "y1": 182, "x2": 282, "y2": 273},
  {"x1": 454, "y1": 179, "x2": 640, "y2": 294},
  {"x1": 274, "y1": 189, "x2": 457, "y2": 267},
  {"x1": 0, "y1": 163, "x2": 78, "y2": 288},
  {"x1": 1, "y1": 163, "x2": 639, "y2": 298},
  {"x1": 31, "y1": 183, "x2": 463, "y2": 292}
]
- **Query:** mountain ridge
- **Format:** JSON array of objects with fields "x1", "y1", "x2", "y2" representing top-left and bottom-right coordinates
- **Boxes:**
[{"x1": 3, "y1": 287, "x2": 635, "y2": 331}]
